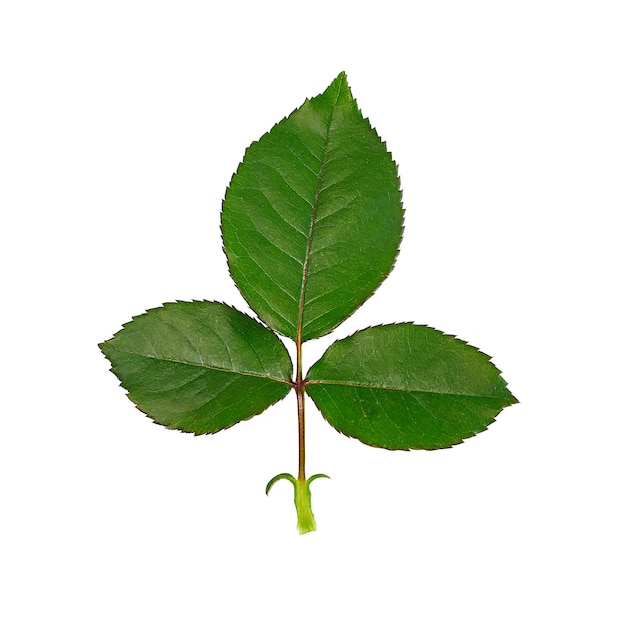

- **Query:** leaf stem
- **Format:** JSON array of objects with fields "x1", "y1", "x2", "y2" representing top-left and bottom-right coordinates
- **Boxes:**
[
  {"x1": 266, "y1": 333, "x2": 330, "y2": 533},
  {"x1": 296, "y1": 329, "x2": 305, "y2": 481}
]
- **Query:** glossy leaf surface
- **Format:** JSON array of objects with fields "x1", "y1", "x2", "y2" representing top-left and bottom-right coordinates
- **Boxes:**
[
  {"x1": 100, "y1": 301, "x2": 292, "y2": 434},
  {"x1": 221, "y1": 72, "x2": 403, "y2": 341},
  {"x1": 306, "y1": 324, "x2": 517, "y2": 450}
]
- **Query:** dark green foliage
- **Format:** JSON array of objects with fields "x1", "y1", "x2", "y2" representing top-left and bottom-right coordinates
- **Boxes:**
[
  {"x1": 306, "y1": 324, "x2": 517, "y2": 450},
  {"x1": 99, "y1": 301, "x2": 292, "y2": 434},
  {"x1": 221, "y1": 72, "x2": 403, "y2": 341},
  {"x1": 100, "y1": 72, "x2": 517, "y2": 531}
]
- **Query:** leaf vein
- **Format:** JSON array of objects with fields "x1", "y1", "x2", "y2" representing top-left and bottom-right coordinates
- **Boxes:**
[
  {"x1": 305, "y1": 380, "x2": 504, "y2": 401},
  {"x1": 297, "y1": 73, "x2": 345, "y2": 339},
  {"x1": 110, "y1": 347, "x2": 291, "y2": 385}
]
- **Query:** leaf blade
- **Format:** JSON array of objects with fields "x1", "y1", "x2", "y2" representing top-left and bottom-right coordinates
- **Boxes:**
[
  {"x1": 221, "y1": 72, "x2": 403, "y2": 341},
  {"x1": 305, "y1": 324, "x2": 517, "y2": 450},
  {"x1": 100, "y1": 301, "x2": 293, "y2": 435}
]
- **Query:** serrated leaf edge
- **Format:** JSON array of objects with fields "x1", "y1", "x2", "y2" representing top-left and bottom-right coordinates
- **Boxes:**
[
  {"x1": 220, "y1": 72, "x2": 405, "y2": 342},
  {"x1": 304, "y1": 321, "x2": 518, "y2": 451},
  {"x1": 99, "y1": 299, "x2": 295, "y2": 437}
]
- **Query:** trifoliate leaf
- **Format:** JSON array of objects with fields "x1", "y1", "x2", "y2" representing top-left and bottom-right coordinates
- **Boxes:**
[
  {"x1": 305, "y1": 324, "x2": 517, "y2": 450},
  {"x1": 221, "y1": 71, "x2": 403, "y2": 342},
  {"x1": 99, "y1": 301, "x2": 293, "y2": 434}
]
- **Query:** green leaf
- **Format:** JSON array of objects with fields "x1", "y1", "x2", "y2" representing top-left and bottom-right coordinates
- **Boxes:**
[
  {"x1": 221, "y1": 71, "x2": 403, "y2": 342},
  {"x1": 305, "y1": 324, "x2": 517, "y2": 450},
  {"x1": 99, "y1": 301, "x2": 293, "y2": 435}
]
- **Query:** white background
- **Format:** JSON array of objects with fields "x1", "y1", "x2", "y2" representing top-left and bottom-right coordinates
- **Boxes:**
[{"x1": 1, "y1": 1, "x2": 624, "y2": 624}]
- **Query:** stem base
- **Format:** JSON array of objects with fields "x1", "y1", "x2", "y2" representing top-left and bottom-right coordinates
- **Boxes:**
[{"x1": 266, "y1": 473, "x2": 330, "y2": 534}]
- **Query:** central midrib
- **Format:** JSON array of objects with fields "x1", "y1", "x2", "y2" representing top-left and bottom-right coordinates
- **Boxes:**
[
  {"x1": 305, "y1": 379, "x2": 505, "y2": 400},
  {"x1": 296, "y1": 75, "x2": 344, "y2": 339},
  {"x1": 108, "y1": 347, "x2": 292, "y2": 385}
]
